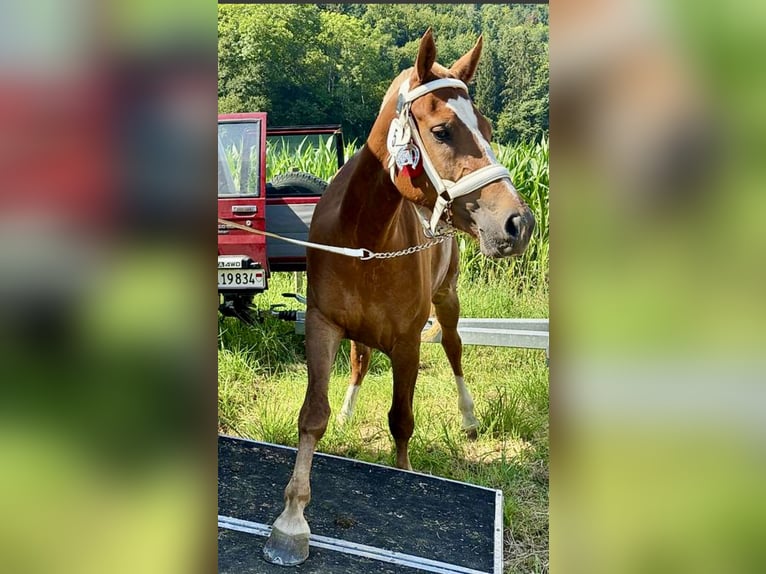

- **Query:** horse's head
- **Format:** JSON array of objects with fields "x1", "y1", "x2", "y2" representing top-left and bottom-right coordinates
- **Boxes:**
[{"x1": 379, "y1": 29, "x2": 535, "y2": 258}]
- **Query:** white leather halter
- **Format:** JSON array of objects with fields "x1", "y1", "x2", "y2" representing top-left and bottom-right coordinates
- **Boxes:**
[{"x1": 386, "y1": 77, "x2": 513, "y2": 235}]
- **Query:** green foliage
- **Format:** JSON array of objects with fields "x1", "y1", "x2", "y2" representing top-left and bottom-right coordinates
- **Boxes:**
[
  {"x1": 457, "y1": 138, "x2": 549, "y2": 291},
  {"x1": 219, "y1": 3, "x2": 548, "y2": 145},
  {"x1": 494, "y1": 25, "x2": 549, "y2": 144},
  {"x1": 218, "y1": 4, "x2": 391, "y2": 140},
  {"x1": 264, "y1": 136, "x2": 549, "y2": 292},
  {"x1": 266, "y1": 135, "x2": 360, "y2": 181}
]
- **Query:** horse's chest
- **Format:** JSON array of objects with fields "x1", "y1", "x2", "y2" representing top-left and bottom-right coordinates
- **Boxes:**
[
  {"x1": 319, "y1": 263, "x2": 433, "y2": 341},
  {"x1": 354, "y1": 274, "x2": 429, "y2": 316}
]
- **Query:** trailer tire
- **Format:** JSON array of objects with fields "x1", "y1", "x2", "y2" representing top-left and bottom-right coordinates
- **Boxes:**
[{"x1": 269, "y1": 172, "x2": 327, "y2": 196}]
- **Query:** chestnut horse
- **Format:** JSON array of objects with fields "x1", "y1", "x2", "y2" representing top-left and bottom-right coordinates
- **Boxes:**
[{"x1": 263, "y1": 29, "x2": 534, "y2": 566}]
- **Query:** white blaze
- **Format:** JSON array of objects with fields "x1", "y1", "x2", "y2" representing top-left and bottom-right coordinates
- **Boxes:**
[{"x1": 445, "y1": 96, "x2": 522, "y2": 200}]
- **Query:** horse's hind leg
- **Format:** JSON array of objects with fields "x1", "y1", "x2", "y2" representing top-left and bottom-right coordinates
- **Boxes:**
[
  {"x1": 263, "y1": 309, "x2": 343, "y2": 566},
  {"x1": 336, "y1": 341, "x2": 371, "y2": 425},
  {"x1": 433, "y1": 290, "x2": 480, "y2": 438},
  {"x1": 388, "y1": 339, "x2": 420, "y2": 470}
]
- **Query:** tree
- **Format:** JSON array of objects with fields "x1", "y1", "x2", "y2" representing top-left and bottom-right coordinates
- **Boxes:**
[
  {"x1": 218, "y1": 5, "x2": 326, "y2": 117},
  {"x1": 218, "y1": 3, "x2": 549, "y2": 145},
  {"x1": 474, "y1": 42, "x2": 503, "y2": 129},
  {"x1": 314, "y1": 10, "x2": 393, "y2": 139},
  {"x1": 495, "y1": 24, "x2": 549, "y2": 143}
]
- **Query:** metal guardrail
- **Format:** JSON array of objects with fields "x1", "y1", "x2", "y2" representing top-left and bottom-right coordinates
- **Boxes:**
[
  {"x1": 289, "y1": 310, "x2": 548, "y2": 356},
  {"x1": 421, "y1": 317, "x2": 549, "y2": 353}
]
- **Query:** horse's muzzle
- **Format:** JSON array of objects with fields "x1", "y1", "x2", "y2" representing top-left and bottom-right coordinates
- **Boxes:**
[{"x1": 479, "y1": 208, "x2": 535, "y2": 258}]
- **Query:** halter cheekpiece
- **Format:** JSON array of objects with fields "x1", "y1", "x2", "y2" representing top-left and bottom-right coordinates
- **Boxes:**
[{"x1": 386, "y1": 77, "x2": 513, "y2": 236}]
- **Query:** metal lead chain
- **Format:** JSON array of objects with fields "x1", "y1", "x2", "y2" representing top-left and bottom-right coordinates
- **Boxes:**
[{"x1": 360, "y1": 230, "x2": 456, "y2": 260}]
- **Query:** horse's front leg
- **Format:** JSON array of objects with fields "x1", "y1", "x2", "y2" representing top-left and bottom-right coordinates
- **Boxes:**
[
  {"x1": 263, "y1": 309, "x2": 343, "y2": 566},
  {"x1": 387, "y1": 338, "x2": 421, "y2": 471}
]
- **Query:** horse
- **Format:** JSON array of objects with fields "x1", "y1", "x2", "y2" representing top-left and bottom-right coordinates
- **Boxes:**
[{"x1": 263, "y1": 28, "x2": 535, "y2": 566}]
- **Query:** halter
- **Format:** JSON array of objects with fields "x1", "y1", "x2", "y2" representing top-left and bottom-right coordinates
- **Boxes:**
[{"x1": 386, "y1": 77, "x2": 513, "y2": 236}]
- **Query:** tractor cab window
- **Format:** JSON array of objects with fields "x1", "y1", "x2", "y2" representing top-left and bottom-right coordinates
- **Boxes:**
[{"x1": 218, "y1": 120, "x2": 262, "y2": 196}]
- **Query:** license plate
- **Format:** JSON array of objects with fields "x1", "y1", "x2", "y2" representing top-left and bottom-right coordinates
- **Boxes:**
[{"x1": 218, "y1": 268, "x2": 266, "y2": 290}]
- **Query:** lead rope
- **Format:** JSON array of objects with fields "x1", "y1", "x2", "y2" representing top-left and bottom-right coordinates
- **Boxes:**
[{"x1": 218, "y1": 218, "x2": 454, "y2": 261}]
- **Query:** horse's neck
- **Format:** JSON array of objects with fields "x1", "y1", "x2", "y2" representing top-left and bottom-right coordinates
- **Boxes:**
[
  {"x1": 340, "y1": 74, "x2": 418, "y2": 247},
  {"x1": 341, "y1": 145, "x2": 405, "y2": 246}
]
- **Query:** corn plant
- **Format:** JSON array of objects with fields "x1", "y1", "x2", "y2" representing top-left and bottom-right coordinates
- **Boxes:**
[
  {"x1": 221, "y1": 143, "x2": 262, "y2": 195},
  {"x1": 456, "y1": 138, "x2": 549, "y2": 290},
  {"x1": 266, "y1": 135, "x2": 359, "y2": 182},
  {"x1": 266, "y1": 136, "x2": 549, "y2": 291}
]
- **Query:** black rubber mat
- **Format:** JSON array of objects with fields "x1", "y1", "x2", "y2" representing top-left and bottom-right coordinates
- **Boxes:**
[
  {"x1": 219, "y1": 527, "x2": 423, "y2": 574},
  {"x1": 218, "y1": 435, "x2": 500, "y2": 573}
]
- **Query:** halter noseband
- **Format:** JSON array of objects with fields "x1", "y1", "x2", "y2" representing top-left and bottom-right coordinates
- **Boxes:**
[{"x1": 386, "y1": 77, "x2": 513, "y2": 235}]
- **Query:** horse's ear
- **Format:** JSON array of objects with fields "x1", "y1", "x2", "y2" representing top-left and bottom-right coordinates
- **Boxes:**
[
  {"x1": 450, "y1": 35, "x2": 483, "y2": 84},
  {"x1": 415, "y1": 28, "x2": 437, "y2": 83}
]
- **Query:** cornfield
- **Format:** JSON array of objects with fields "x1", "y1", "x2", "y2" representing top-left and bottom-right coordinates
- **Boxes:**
[
  {"x1": 265, "y1": 135, "x2": 357, "y2": 182},
  {"x1": 265, "y1": 135, "x2": 549, "y2": 291},
  {"x1": 459, "y1": 138, "x2": 549, "y2": 290}
]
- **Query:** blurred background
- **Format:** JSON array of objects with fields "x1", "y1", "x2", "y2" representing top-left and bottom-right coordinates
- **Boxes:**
[
  {"x1": 552, "y1": 0, "x2": 766, "y2": 572},
  {"x1": 0, "y1": 0, "x2": 215, "y2": 572},
  {"x1": 0, "y1": 0, "x2": 764, "y2": 572}
]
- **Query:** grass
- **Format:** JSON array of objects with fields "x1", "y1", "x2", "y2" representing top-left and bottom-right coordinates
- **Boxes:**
[{"x1": 218, "y1": 270, "x2": 548, "y2": 573}]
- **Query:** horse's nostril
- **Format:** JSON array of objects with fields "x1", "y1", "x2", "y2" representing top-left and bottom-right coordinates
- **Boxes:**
[{"x1": 505, "y1": 214, "x2": 523, "y2": 239}]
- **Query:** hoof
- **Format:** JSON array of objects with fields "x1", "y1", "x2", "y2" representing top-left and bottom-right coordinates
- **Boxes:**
[{"x1": 263, "y1": 526, "x2": 310, "y2": 566}]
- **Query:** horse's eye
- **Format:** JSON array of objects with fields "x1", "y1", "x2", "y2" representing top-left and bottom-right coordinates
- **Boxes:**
[{"x1": 431, "y1": 126, "x2": 451, "y2": 143}]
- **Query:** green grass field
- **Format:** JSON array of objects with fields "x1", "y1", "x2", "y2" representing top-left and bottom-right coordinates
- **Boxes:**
[{"x1": 219, "y1": 137, "x2": 549, "y2": 573}]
